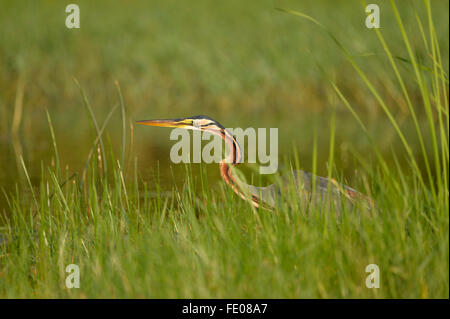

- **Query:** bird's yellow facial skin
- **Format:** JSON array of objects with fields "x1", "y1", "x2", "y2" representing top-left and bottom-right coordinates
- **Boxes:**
[{"x1": 192, "y1": 118, "x2": 214, "y2": 128}]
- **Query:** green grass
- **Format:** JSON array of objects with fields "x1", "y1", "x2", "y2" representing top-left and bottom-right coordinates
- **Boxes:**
[{"x1": 0, "y1": 0, "x2": 448, "y2": 298}]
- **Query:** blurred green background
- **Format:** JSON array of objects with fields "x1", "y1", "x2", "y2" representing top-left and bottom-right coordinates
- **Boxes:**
[{"x1": 0, "y1": 0, "x2": 448, "y2": 208}]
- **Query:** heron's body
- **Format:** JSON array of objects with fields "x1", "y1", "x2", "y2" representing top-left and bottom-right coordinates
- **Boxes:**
[
  {"x1": 238, "y1": 170, "x2": 366, "y2": 209},
  {"x1": 137, "y1": 115, "x2": 370, "y2": 210}
]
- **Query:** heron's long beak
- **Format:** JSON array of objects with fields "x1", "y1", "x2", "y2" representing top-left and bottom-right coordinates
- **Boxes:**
[{"x1": 136, "y1": 118, "x2": 192, "y2": 128}]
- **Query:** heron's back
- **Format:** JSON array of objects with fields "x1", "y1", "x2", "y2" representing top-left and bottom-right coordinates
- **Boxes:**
[{"x1": 247, "y1": 170, "x2": 369, "y2": 210}]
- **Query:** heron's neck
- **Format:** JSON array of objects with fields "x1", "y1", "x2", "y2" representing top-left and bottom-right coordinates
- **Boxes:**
[
  {"x1": 218, "y1": 128, "x2": 265, "y2": 207},
  {"x1": 221, "y1": 128, "x2": 241, "y2": 165}
]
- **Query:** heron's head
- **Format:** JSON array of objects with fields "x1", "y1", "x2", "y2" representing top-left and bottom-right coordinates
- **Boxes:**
[{"x1": 136, "y1": 115, "x2": 224, "y2": 134}]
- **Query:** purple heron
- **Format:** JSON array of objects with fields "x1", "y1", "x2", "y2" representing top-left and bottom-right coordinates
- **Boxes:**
[{"x1": 137, "y1": 115, "x2": 370, "y2": 210}]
